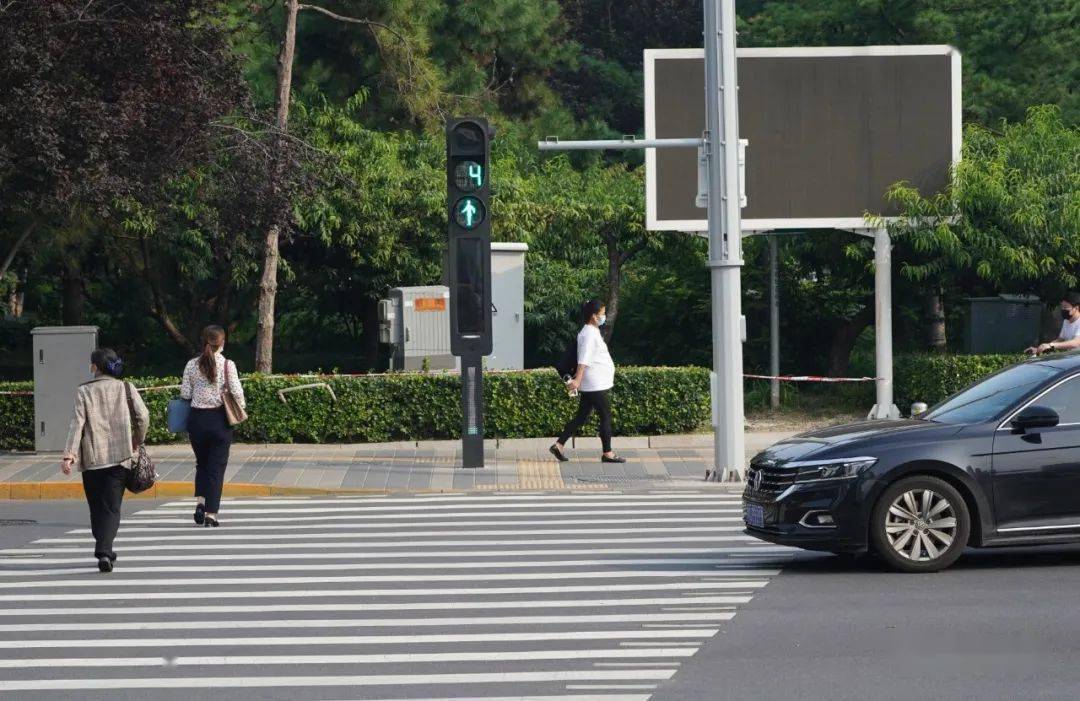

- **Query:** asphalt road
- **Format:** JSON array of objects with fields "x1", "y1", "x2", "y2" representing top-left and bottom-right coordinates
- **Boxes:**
[
  {"x1": 657, "y1": 544, "x2": 1080, "y2": 701},
  {"x1": 1, "y1": 496, "x2": 1077, "y2": 700}
]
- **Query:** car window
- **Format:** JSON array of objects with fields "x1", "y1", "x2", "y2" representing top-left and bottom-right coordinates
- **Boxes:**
[
  {"x1": 1029, "y1": 377, "x2": 1080, "y2": 424},
  {"x1": 924, "y1": 363, "x2": 1061, "y2": 425}
]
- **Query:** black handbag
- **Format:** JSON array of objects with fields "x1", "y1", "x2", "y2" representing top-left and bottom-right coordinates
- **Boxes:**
[
  {"x1": 124, "y1": 382, "x2": 158, "y2": 494},
  {"x1": 555, "y1": 336, "x2": 578, "y2": 380}
]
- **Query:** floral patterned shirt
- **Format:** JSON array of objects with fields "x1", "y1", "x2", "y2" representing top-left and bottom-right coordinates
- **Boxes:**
[{"x1": 180, "y1": 353, "x2": 246, "y2": 410}]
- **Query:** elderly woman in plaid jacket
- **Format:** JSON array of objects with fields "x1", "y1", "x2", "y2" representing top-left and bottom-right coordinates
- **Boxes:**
[{"x1": 61, "y1": 348, "x2": 149, "y2": 572}]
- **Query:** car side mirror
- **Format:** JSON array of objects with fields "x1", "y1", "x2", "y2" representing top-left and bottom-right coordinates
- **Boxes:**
[
  {"x1": 910, "y1": 402, "x2": 928, "y2": 418},
  {"x1": 1011, "y1": 405, "x2": 1060, "y2": 433}
]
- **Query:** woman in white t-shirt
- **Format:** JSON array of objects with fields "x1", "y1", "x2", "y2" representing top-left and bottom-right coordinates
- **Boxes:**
[
  {"x1": 1026, "y1": 294, "x2": 1080, "y2": 355},
  {"x1": 550, "y1": 300, "x2": 626, "y2": 464}
]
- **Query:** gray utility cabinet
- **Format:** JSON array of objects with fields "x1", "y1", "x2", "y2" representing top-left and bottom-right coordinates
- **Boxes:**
[
  {"x1": 966, "y1": 295, "x2": 1041, "y2": 354},
  {"x1": 379, "y1": 286, "x2": 456, "y2": 371},
  {"x1": 488, "y1": 243, "x2": 527, "y2": 370},
  {"x1": 31, "y1": 326, "x2": 98, "y2": 452}
]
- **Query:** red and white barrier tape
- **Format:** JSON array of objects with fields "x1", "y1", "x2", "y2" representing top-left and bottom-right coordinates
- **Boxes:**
[{"x1": 744, "y1": 374, "x2": 881, "y2": 383}]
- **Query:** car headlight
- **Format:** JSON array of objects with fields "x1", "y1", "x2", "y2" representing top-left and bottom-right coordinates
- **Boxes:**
[{"x1": 790, "y1": 457, "x2": 877, "y2": 483}]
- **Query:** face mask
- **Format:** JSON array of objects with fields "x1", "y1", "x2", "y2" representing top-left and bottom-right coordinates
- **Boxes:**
[
  {"x1": 1064, "y1": 309, "x2": 1074, "y2": 321},
  {"x1": 597, "y1": 314, "x2": 607, "y2": 326}
]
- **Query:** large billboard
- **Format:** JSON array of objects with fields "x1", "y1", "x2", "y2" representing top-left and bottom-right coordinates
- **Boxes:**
[{"x1": 645, "y1": 46, "x2": 962, "y2": 231}]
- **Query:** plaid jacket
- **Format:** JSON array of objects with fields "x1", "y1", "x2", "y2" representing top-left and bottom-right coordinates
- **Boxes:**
[{"x1": 63, "y1": 377, "x2": 150, "y2": 471}]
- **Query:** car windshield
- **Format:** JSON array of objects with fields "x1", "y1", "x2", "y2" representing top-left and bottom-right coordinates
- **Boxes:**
[{"x1": 923, "y1": 362, "x2": 1061, "y2": 425}]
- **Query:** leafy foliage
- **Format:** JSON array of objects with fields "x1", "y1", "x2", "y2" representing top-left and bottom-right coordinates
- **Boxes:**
[
  {"x1": 0, "y1": 368, "x2": 712, "y2": 450},
  {"x1": 894, "y1": 352, "x2": 1022, "y2": 409},
  {"x1": 888, "y1": 106, "x2": 1080, "y2": 299}
]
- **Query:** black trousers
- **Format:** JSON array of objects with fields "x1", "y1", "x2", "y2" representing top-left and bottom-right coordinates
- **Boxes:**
[
  {"x1": 82, "y1": 465, "x2": 127, "y2": 560},
  {"x1": 189, "y1": 407, "x2": 233, "y2": 513},
  {"x1": 557, "y1": 390, "x2": 613, "y2": 453}
]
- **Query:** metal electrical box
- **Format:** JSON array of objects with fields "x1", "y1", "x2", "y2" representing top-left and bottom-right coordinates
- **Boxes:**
[
  {"x1": 31, "y1": 326, "x2": 98, "y2": 452},
  {"x1": 488, "y1": 243, "x2": 527, "y2": 370},
  {"x1": 966, "y1": 295, "x2": 1041, "y2": 354},
  {"x1": 379, "y1": 287, "x2": 456, "y2": 371}
]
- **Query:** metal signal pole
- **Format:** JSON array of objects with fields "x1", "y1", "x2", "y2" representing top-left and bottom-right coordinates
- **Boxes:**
[{"x1": 703, "y1": 0, "x2": 745, "y2": 481}]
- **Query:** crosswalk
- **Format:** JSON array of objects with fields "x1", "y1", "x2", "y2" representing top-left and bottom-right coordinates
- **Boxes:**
[{"x1": 0, "y1": 491, "x2": 794, "y2": 700}]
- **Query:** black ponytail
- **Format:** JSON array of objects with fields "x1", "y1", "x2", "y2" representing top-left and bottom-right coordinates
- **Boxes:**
[
  {"x1": 580, "y1": 299, "x2": 603, "y2": 325},
  {"x1": 91, "y1": 348, "x2": 123, "y2": 378}
]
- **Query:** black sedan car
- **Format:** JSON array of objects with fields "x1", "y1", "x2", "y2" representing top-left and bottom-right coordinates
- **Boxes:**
[{"x1": 744, "y1": 353, "x2": 1080, "y2": 572}]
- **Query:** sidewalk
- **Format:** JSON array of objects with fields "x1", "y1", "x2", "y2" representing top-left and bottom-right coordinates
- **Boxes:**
[{"x1": 0, "y1": 431, "x2": 796, "y2": 499}]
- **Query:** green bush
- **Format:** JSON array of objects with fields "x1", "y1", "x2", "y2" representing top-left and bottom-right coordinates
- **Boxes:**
[
  {"x1": 0, "y1": 381, "x2": 33, "y2": 450},
  {"x1": 0, "y1": 367, "x2": 711, "y2": 450},
  {"x1": 894, "y1": 353, "x2": 1023, "y2": 410}
]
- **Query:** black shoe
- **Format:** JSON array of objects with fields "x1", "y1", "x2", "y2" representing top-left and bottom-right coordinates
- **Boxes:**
[
  {"x1": 601, "y1": 454, "x2": 627, "y2": 464},
  {"x1": 98, "y1": 557, "x2": 113, "y2": 573},
  {"x1": 194, "y1": 503, "x2": 205, "y2": 525},
  {"x1": 549, "y1": 444, "x2": 569, "y2": 462},
  {"x1": 204, "y1": 516, "x2": 219, "y2": 528}
]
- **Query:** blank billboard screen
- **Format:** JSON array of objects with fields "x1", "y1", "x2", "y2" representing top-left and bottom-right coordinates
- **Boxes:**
[{"x1": 645, "y1": 46, "x2": 961, "y2": 231}]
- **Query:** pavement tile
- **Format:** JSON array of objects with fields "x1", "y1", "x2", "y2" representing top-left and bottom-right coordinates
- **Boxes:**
[
  {"x1": 451, "y1": 468, "x2": 476, "y2": 490},
  {"x1": 362, "y1": 465, "x2": 392, "y2": 490},
  {"x1": 315, "y1": 466, "x2": 347, "y2": 490},
  {"x1": 250, "y1": 462, "x2": 282, "y2": 485},
  {"x1": 270, "y1": 467, "x2": 305, "y2": 487},
  {"x1": 407, "y1": 466, "x2": 433, "y2": 490},
  {"x1": 384, "y1": 465, "x2": 413, "y2": 490},
  {"x1": 428, "y1": 467, "x2": 455, "y2": 490},
  {"x1": 339, "y1": 466, "x2": 371, "y2": 489}
]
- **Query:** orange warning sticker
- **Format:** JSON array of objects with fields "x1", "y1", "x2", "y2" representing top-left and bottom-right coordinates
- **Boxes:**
[{"x1": 415, "y1": 297, "x2": 447, "y2": 312}]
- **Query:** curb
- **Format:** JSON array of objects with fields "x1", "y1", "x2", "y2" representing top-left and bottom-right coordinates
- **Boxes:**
[
  {"x1": 0, "y1": 479, "x2": 742, "y2": 500},
  {"x1": 0, "y1": 481, "x2": 408, "y2": 501}
]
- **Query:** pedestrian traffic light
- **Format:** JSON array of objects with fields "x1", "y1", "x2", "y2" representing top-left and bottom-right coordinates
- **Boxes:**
[{"x1": 446, "y1": 117, "x2": 493, "y2": 357}]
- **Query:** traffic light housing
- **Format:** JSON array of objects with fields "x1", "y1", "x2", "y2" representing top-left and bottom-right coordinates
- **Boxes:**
[{"x1": 447, "y1": 117, "x2": 494, "y2": 357}]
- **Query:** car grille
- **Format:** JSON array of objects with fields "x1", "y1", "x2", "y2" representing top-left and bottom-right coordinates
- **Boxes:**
[{"x1": 744, "y1": 459, "x2": 796, "y2": 500}]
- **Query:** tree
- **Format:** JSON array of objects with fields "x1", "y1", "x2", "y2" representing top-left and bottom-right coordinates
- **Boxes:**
[
  {"x1": 0, "y1": 0, "x2": 248, "y2": 328},
  {"x1": 252, "y1": 0, "x2": 432, "y2": 372},
  {"x1": 888, "y1": 105, "x2": 1080, "y2": 331},
  {"x1": 532, "y1": 157, "x2": 657, "y2": 344},
  {"x1": 741, "y1": 0, "x2": 1079, "y2": 126}
]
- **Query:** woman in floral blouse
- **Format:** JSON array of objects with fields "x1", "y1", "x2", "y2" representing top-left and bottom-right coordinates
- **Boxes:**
[{"x1": 180, "y1": 325, "x2": 246, "y2": 527}]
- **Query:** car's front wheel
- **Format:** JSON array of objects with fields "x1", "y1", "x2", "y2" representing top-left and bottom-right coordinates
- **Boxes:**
[{"x1": 870, "y1": 475, "x2": 970, "y2": 573}]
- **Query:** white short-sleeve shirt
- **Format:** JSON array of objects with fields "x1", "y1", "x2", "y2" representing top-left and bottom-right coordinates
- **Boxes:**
[
  {"x1": 577, "y1": 324, "x2": 615, "y2": 392},
  {"x1": 1061, "y1": 317, "x2": 1080, "y2": 341}
]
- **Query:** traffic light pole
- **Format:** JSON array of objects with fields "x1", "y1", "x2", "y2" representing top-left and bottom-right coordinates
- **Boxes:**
[
  {"x1": 460, "y1": 351, "x2": 485, "y2": 468},
  {"x1": 538, "y1": 0, "x2": 746, "y2": 482},
  {"x1": 446, "y1": 118, "x2": 494, "y2": 470}
]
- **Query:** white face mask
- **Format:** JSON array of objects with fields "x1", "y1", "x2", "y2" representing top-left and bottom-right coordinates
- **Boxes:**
[{"x1": 597, "y1": 314, "x2": 607, "y2": 327}]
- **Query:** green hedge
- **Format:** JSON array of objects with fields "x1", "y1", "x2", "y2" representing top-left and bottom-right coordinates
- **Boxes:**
[
  {"x1": 0, "y1": 382, "x2": 33, "y2": 451},
  {"x1": 894, "y1": 353, "x2": 1023, "y2": 410},
  {"x1": 0, "y1": 368, "x2": 711, "y2": 450}
]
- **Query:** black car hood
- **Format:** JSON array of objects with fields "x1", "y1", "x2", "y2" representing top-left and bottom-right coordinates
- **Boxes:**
[{"x1": 755, "y1": 419, "x2": 964, "y2": 464}]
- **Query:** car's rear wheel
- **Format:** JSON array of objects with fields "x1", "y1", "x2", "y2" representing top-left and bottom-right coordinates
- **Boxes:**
[{"x1": 870, "y1": 475, "x2": 970, "y2": 573}]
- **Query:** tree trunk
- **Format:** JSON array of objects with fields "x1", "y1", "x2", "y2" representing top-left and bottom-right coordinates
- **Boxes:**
[
  {"x1": 61, "y1": 258, "x2": 85, "y2": 325},
  {"x1": 6, "y1": 267, "x2": 25, "y2": 318},
  {"x1": 926, "y1": 290, "x2": 946, "y2": 352},
  {"x1": 254, "y1": 0, "x2": 300, "y2": 374},
  {"x1": 603, "y1": 238, "x2": 621, "y2": 344},
  {"x1": 827, "y1": 301, "x2": 874, "y2": 377},
  {"x1": 0, "y1": 222, "x2": 33, "y2": 283},
  {"x1": 139, "y1": 236, "x2": 196, "y2": 355}
]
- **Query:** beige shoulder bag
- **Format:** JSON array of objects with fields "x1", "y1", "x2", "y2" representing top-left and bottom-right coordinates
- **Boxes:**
[{"x1": 222, "y1": 359, "x2": 248, "y2": 426}]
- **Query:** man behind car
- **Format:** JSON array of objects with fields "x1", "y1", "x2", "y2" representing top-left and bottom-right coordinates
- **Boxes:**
[{"x1": 1026, "y1": 293, "x2": 1080, "y2": 355}]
